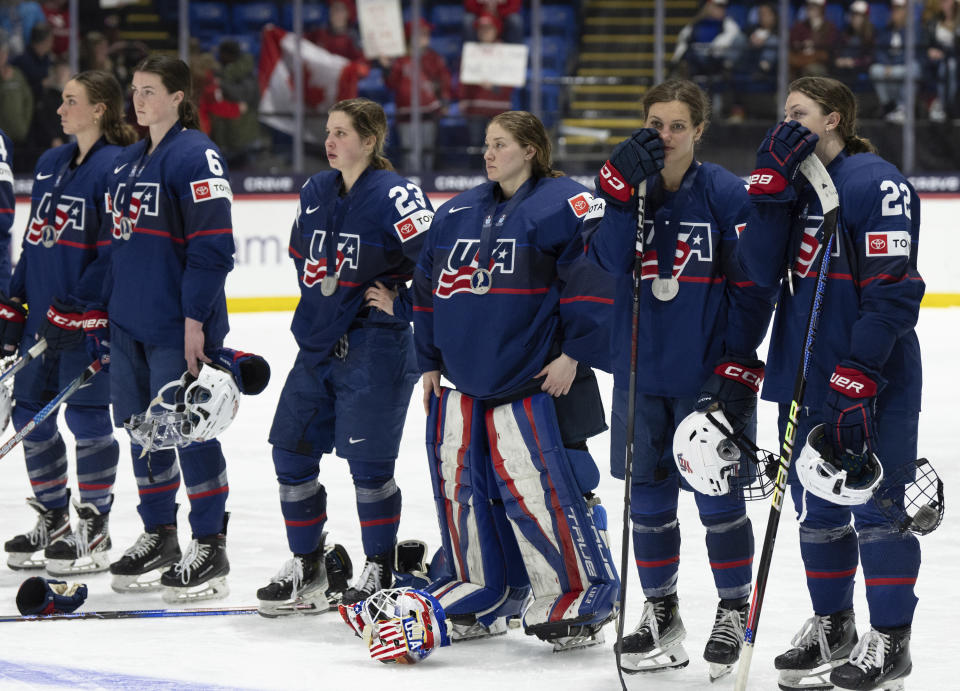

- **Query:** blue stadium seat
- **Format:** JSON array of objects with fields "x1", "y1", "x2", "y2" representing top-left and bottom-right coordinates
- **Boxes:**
[
  {"x1": 869, "y1": 2, "x2": 890, "y2": 30},
  {"x1": 431, "y1": 4, "x2": 466, "y2": 35},
  {"x1": 825, "y1": 3, "x2": 845, "y2": 30},
  {"x1": 281, "y1": 3, "x2": 327, "y2": 31},
  {"x1": 216, "y1": 33, "x2": 261, "y2": 63},
  {"x1": 540, "y1": 5, "x2": 577, "y2": 41},
  {"x1": 190, "y1": 2, "x2": 230, "y2": 39},
  {"x1": 725, "y1": 4, "x2": 749, "y2": 29},
  {"x1": 357, "y1": 68, "x2": 390, "y2": 105},
  {"x1": 527, "y1": 36, "x2": 570, "y2": 73},
  {"x1": 233, "y1": 2, "x2": 280, "y2": 34},
  {"x1": 431, "y1": 35, "x2": 462, "y2": 69}
]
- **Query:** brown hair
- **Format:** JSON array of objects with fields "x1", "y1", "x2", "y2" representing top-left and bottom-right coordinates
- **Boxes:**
[
  {"x1": 642, "y1": 79, "x2": 711, "y2": 138},
  {"x1": 789, "y1": 76, "x2": 876, "y2": 154},
  {"x1": 133, "y1": 54, "x2": 201, "y2": 130},
  {"x1": 329, "y1": 97, "x2": 394, "y2": 171},
  {"x1": 73, "y1": 70, "x2": 138, "y2": 146},
  {"x1": 488, "y1": 111, "x2": 562, "y2": 178}
]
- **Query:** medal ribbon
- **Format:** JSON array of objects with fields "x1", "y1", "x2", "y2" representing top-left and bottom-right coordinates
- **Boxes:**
[
  {"x1": 476, "y1": 178, "x2": 535, "y2": 272},
  {"x1": 323, "y1": 168, "x2": 369, "y2": 281},
  {"x1": 649, "y1": 161, "x2": 700, "y2": 279},
  {"x1": 120, "y1": 123, "x2": 183, "y2": 226}
]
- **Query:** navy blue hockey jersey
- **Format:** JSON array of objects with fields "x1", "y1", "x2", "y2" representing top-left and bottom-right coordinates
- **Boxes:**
[
  {"x1": 739, "y1": 150, "x2": 924, "y2": 412},
  {"x1": 585, "y1": 161, "x2": 776, "y2": 396},
  {"x1": 413, "y1": 176, "x2": 614, "y2": 401},
  {"x1": 101, "y1": 125, "x2": 234, "y2": 347},
  {"x1": 0, "y1": 129, "x2": 13, "y2": 294},
  {"x1": 288, "y1": 166, "x2": 433, "y2": 360},
  {"x1": 11, "y1": 139, "x2": 121, "y2": 335}
]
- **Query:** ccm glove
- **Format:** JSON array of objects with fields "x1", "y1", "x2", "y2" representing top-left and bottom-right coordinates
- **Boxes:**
[
  {"x1": 824, "y1": 361, "x2": 884, "y2": 477},
  {"x1": 748, "y1": 120, "x2": 818, "y2": 199},
  {"x1": 695, "y1": 356, "x2": 765, "y2": 435},
  {"x1": 0, "y1": 293, "x2": 27, "y2": 353},
  {"x1": 596, "y1": 128, "x2": 664, "y2": 205},
  {"x1": 82, "y1": 308, "x2": 110, "y2": 372},
  {"x1": 37, "y1": 299, "x2": 85, "y2": 352}
]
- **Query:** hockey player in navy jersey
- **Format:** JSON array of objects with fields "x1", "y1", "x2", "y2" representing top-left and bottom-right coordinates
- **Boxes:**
[
  {"x1": 97, "y1": 56, "x2": 236, "y2": 602},
  {"x1": 738, "y1": 77, "x2": 925, "y2": 691},
  {"x1": 2, "y1": 71, "x2": 136, "y2": 576},
  {"x1": 256, "y1": 98, "x2": 429, "y2": 617},
  {"x1": 414, "y1": 111, "x2": 619, "y2": 651},
  {"x1": 0, "y1": 127, "x2": 12, "y2": 293},
  {"x1": 583, "y1": 80, "x2": 777, "y2": 679}
]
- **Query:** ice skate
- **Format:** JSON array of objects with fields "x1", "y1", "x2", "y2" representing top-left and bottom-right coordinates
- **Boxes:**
[
  {"x1": 45, "y1": 499, "x2": 112, "y2": 576},
  {"x1": 776, "y1": 608, "x2": 858, "y2": 690},
  {"x1": 257, "y1": 548, "x2": 330, "y2": 617},
  {"x1": 160, "y1": 533, "x2": 229, "y2": 603},
  {"x1": 616, "y1": 594, "x2": 689, "y2": 674},
  {"x1": 703, "y1": 598, "x2": 749, "y2": 682},
  {"x1": 549, "y1": 624, "x2": 606, "y2": 653},
  {"x1": 4, "y1": 498, "x2": 71, "y2": 570},
  {"x1": 340, "y1": 550, "x2": 392, "y2": 606},
  {"x1": 109, "y1": 524, "x2": 181, "y2": 592},
  {"x1": 448, "y1": 585, "x2": 530, "y2": 642},
  {"x1": 830, "y1": 626, "x2": 911, "y2": 691}
]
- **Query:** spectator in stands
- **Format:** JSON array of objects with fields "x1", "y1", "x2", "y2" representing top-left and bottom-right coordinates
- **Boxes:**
[
  {"x1": 0, "y1": 0, "x2": 45, "y2": 57},
  {"x1": 788, "y1": 0, "x2": 840, "y2": 80},
  {"x1": 11, "y1": 22, "x2": 54, "y2": 104},
  {"x1": 189, "y1": 47, "x2": 246, "y2": 138},
  {"x1": 41, "y1": 0, "x2": 68, "y2": 57},
  {"x1": 833, "y1": 1, "x2": 875, "y2": 87},
  {"x1": 0, "y1": 30, "x2": 33, "y2": 152},
  {"x1": 459, "y1": 13, "x2": 514, "y2": 150},
  {"x1": 870, "y1": 0, "x2": 921, "y2": 122},
  {"x1": 740, "y1": 3, "x2": 779, "y2": 79},
  {"x1": 24, "y1": 57, "x2": 70, "y2": 158},
  {"x1": 385, "y1": 18, "x2": 453, "y2": 171},
  {"x1": 80, "y1": 31, "x2": 112, "y2": 74},
  {"x1": 463, "y1": 0, "x2": 523, "y2": 44},
  {"x1": 306, "y1": 0, "x2": 363, "y2": 62},
  {"x1": 921, "y1": 0, "x2": 959, "y2": 122},
  {"x1": 212, "y1": 38, "x2": 261, "y2": 169}
]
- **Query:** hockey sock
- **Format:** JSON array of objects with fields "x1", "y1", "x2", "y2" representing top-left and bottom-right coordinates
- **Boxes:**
[
  {"x1": 799, "y1": 524, "x2": 859, "y2": 615},
  {"x1": 700, "y1": 508, "x2": 754, "y2": 601},
  {"x1": 273, "y1": 447, "x2": 327, "y2": 555},
  {"x1": 14, "y1": 405, "x2": 68, "y2": 509},
  {"x1": 177, "y1": 440, "x2": 229, "y2": 538},
  {"x1": 66, "y1": 405, "x2": 118, "y2": 513},
  {"x1": 859, "y1": 526, "x2": 920, "y2": 628},
  {"x1": 348, "y1": 458, "x2": 401, "y2": 557},
  {"x1": 631, "y1": 478, "x2": 681, "y2": 598},
  {"x1": 131, "y1": 444, "x2": 180, "y2": 529}
]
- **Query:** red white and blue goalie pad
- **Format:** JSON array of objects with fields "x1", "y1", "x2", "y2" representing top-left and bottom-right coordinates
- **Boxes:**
[{"x1": 486, "y1": 392, "x2": 619, "y2": 630}]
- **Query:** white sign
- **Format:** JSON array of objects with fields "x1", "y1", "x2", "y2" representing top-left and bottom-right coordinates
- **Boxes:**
[
  {"x1": 460, "y1": 42, "x2": 529, "y2": 88},
  {"x1": 357, "y1": 0, "x2": 406, "y2": 59}
]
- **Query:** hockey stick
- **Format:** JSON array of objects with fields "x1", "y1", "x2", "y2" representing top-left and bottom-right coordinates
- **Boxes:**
[
  {"x1": 0, "y1": 339, "x2": 48, "y2": 387},
  {"x1": 0, "y1": 359, "x2": 102, "y2": 462},
  {"x1": 0, "y1": 606, "x2": 258, "y2": 623},
  {"x1": 614, "y1": 180, "x2": 647, "y2": 691},
  {"x1": 735, "y1": 155, "x2": 839, "y2": 691}
]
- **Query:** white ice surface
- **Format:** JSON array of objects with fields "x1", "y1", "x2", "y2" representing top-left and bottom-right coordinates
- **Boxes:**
[{"x1": 0, "y1": 308, "x2": 956, "y2": 690}]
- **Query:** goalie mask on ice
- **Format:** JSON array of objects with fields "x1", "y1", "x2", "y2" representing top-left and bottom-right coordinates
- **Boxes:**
[
  {"x1": 795, "y1": 424, "x2": 884, "y2": 506},
  {"x1": 339, "y1": 588, "x2": 450, "y2": 664},
  {"x1": 673, "y1": 409, "x2": 775, "y2": 499}
]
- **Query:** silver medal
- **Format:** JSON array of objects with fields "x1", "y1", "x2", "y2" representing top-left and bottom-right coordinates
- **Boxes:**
[
  {"x1": 321, "y1": 274, "x2": 339, "y2": 296},
  {"x1": 651, "y1": 276, "x2": 679, "y2": 301},
  {"x1": 119, "y1": 217, "x2": 133, "y2": 240},
  {"x1": 470, "y1": 268, "x2": 492, "y2": 295},
  {"x1": 40, "y1": 225, "x2": 57, "y2": 248}
]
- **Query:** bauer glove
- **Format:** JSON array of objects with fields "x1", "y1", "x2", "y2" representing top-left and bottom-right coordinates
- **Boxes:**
[{"x1": 824, "y1": 360, "x2": 884, "y2": 478}]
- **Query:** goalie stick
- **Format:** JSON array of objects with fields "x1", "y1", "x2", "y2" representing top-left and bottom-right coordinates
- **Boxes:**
[
  {"x1": 734, "y1": 154, "x2": 840, "y2": 691},
  {"x1": 0, "y1": 606, "x2": 258, "y2": 623},
  {"x1": 614, "y1": 180, "x2": 647, "y2": 691}
]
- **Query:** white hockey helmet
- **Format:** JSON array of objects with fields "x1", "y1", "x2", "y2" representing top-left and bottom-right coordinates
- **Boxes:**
[
  {"x1": 673, "y1": 409, "x2": 745, "y2": 497},
  {"x1": 795, "y1": 424, "x2": 884, "y2": 506},
  {"x1": 340, "y1": 588, "x2": 450, "y2": 664}
]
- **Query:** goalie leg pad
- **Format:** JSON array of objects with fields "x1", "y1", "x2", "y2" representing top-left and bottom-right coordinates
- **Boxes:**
[
  {"x1": 486, "y1": 393, "x2": 619, "y2": 635},
  {"x1": 425, "y1": 388, "x2": 512, "y2": 617}
]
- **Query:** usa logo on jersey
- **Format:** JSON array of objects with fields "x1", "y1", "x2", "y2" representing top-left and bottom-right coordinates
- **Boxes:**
[
  {"x1": 639, "y1": 221, "x2": 713, "y2": 280},
  {"x1": 792, "y1": 214, "x2": 840, "y2": 278},
  {"x1": 109, "y1": 182, "x2": 160, "y2": 239},
  {"x1": 26, "y1": 193, "x2": 85, "y2": 245},
  {"x1": 435, "y1": 238, "x2": 515, "y2": 299},
  {"x1": 302, "y1": 230, "x2": 360, "y2": 287}
]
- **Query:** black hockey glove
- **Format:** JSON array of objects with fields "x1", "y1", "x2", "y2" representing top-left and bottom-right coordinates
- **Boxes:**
[
  {"x1": 823, "y1": 360, "x2": 884, "y2": 478},
  {"x1": 695, "y1": 356, "x2": 765, "y2": 435},
  {"x1": 748, "y1": 120, "x2": 818, "y2": 201},
  {"x1": 16, "y1": 576, "x2": 88, "y2": 615},
  {"x1": 596, "y1": 128, "x2": 664, "y2": 206},
  {"x1": 210, "y1": 347, "x2": 271, "y2": 395},
  {"x1": 37, "y1": 298, "x2": 86, "y2": 352},
  {"x1": 0, "y1": 293, "x2": 27, "y2": 353}
]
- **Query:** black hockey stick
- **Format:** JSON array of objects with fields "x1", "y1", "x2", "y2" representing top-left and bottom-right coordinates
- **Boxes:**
[
  {"x1": 0, "y1": 339, "x2": 47, "y2": 387},
  {"x1": 0, "y1": 359, "x2": 102, "y2": 462},
  {"x1": 614, "y1": 180, "x2": 647, "y2": 690},
  {"x1": 0, "y1": 606, "x2": 258, "y2": 623},
  {"x1": 735, "y1": 155, "x2": 839, "y2": 691}
]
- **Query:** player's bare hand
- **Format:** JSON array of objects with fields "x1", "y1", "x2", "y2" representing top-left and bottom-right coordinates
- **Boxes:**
[
  {"x1": 365, "y1": 281, "x2": 398, "y2": 315},
  {"x1": 184, "y1": 317, "x2": 211, "y2": 377},
  {"x1": 536, "y1": 353, "x2": 577, "y2": 397},
  {"x1": 422, "y1": 370, "x2": 441, "y2": 413}
]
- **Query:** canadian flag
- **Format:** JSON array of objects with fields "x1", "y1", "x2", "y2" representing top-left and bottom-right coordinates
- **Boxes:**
[{"x1": 257, "y1": 27, "x2": 369, "y2": 142}]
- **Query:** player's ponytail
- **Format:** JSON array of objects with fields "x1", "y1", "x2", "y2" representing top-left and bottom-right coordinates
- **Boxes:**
[
  {"x1": 330, "y1": 98, "x2": 395, "y2": 172},
  {"x1": 489, "y1": 111, "x2": 563, "y2": 179},
  {"x1": 73, "y1": 70, "x2": 138, "y2": 147},
  {"x1": 134, "y1": 54, "x2": 202, "y2": 131},
  {"x1": 789, "y1": 76, "x2": 878, "y2": 155}
]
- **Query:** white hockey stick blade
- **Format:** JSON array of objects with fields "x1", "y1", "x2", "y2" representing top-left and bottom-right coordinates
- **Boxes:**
[{"x1": 799, "y1": 155, "x2": 839, "y2": 213}]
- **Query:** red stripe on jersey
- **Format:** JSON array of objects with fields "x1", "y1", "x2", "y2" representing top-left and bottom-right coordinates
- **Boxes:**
[
  {"x1": 710, "y1": 557, "x2": 754, "y2": 570},
  {"x1": 284, "y1": 512, "x2": 327, "y2": 527},
  {"x1": 412, "y1": 305, "x2": 433, "y2": 312},
  {"x1": 78, "y1": 482, "x2": 113, "y2": 490},
  {"x1": 487, "y1": 287, "x2": 551, "y2": 295},
  {"x1": 138, "y1": 480, "x2": 181, "y2": 495},
  {"x1": 359, "y1": 513, "x2": 401, "y2": 528},
  {"x1": 188, "y1": 485, "x2": 229, "y2": 500},
  {"x1": 186, "y1": 228, "x2": 233, "y2": 240},
  {"x1": 559, "y1": 295, "x2": 615, "y2": 304},
  {"x1": 289, "y1": 246, "x2": 304, "y2": 259},
  {"x1": 865, "y1": 577, "x2": 917, "y2": 586},
  {"x1": 57, "y1": 240, "x2": 97, "y2": 249},
  {"x1": 636, "y1": 556, "x2": 680, "y2": 568}
]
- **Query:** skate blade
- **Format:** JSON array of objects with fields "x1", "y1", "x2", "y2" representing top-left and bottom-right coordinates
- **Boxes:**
[
  {"x1": 708, "y1": 662, "x2": 734, "y2": 682},
  {"x1": 552, "y1": 628, "x2": 605, "y2": 653},
  {"x1": 449, "y1": 617, "x2": 509, "y2": 643},
  {"x1": 777, "y1": 667, "x2": 837, "y2": 691},
  {"x1": 46, "y1": 552, "x2": 111, "y2": 576},
  {"x1": 162, "y1": 577, "x2": 229, "y2": 604},
  {"x1": 620, "y1": 644, "x2": 691, "y2": 674},
  {"x1": 879, "y1": 680, "x2": 905, "y2": 691},
  {"x1": 111, "y1": 571, "x2": 165, "y2": 593},
  {"x1": 257, "y1": 593, "x2": 333, "y2": 618},
  {"x1": 6, "y1": 552, "x2": 46, "y2": 570}
]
